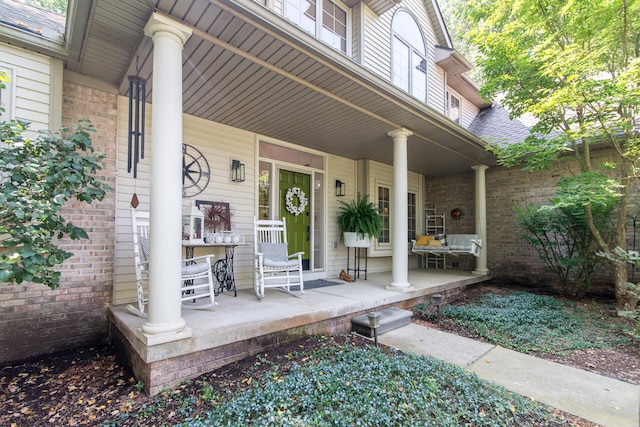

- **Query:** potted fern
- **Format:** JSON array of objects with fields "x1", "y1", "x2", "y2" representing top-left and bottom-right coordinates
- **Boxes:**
[{"x1": 337, "y1": 193, "x2": 384, "y2": 247}]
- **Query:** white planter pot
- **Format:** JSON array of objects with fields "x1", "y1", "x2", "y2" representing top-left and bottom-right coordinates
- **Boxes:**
[{"x1": 343, "y1": 232, "x2": 371, "y2": 248}]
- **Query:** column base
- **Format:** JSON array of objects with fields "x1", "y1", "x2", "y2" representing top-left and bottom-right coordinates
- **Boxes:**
[
  {"x1": 386, "y1": 283, "x2": 415, "y2": 293},
  {"x1": 136, "y1": 326, "x2": 192, "y2": 346},
  {"x1": 472, "y1": 268, "x2": 490, "y2": 276}
]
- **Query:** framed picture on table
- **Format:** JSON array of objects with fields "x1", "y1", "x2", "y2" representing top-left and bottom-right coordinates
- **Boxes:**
[{"x1": 196, "y1": 200, "x2": 231, "y2": 232}]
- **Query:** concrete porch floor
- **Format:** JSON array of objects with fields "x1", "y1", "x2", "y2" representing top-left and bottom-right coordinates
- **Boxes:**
[{"x1": 108, "y1": 269, "x2": 492, "y2": 394}]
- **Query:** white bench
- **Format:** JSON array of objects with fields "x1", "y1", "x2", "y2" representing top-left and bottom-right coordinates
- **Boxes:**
[{"x1": 411, "y1": 234, "x2": 483, "y2": 258}]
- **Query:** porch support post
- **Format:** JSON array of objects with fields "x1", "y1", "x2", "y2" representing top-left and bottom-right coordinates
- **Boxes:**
[
  {"x1": 386, "y1": 128, "x2": 414, "y2": 292},
  {"x1": 140, "y1": 13, "x2": 193, "y2": 344},
  {"x1": 471, "y1": 165, "x2": 490, "y2": 275}
]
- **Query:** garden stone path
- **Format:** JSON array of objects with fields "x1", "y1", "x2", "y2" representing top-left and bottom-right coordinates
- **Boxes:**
[{"x1": 378, "y1": 323, "x2": 640, "y2": 427}]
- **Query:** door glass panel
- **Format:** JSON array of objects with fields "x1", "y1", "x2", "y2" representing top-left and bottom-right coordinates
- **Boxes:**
[
  {"x1": 313, "y1": 172, "x2": 324, "y2": 270},
  {"x1": 258, "y1": 161, "x2": 271, "y2": 220}
]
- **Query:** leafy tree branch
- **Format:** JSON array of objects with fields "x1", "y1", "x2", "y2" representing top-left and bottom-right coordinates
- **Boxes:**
[{"x1": 0, "y1": 118, "x2": 111, "y2": 288}]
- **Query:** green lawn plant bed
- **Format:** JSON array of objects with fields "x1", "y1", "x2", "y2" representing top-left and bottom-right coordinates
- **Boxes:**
[
  {"x1": 174, "y1": 337, "x2": 564, "y2": 427},
  {"x1": 414, "y1": 290, "x2": 635, "y2": 355}
]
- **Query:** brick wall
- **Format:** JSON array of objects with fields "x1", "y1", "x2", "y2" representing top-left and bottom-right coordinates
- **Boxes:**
[
  {"x1": 0, "y1": 82, "x2": 117, "y2": 363},
  {"x1": 426, "y1": 153, "x2": 640, "y2": 295}
]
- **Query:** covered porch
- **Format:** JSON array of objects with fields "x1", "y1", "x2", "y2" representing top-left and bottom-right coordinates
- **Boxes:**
[{"x1": 109, "y1": 269, "x2": 492, "y2": 395}]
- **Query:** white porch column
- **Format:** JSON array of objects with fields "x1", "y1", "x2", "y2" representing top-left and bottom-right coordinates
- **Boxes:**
[
  {"x1": 471, "y1": 165, "x2": 490, "y2": 275},
  {"x1": 141, "y1": 14, "x2": 193, "y2": 344},
  {"x1": 386, "y1": 128, "x2": 414, "y2": 291}
]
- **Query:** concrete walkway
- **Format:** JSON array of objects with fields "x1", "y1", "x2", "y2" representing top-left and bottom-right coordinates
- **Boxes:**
[{"x1": 378, "y1": 323, "x2": 640, "y2": 427}]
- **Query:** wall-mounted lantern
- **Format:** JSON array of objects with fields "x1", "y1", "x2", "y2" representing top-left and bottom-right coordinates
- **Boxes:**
[
  {"x1": 335, "y1": 179, "x2": 346, "y2": 197},
  {"x1": 231, "y1": 160, "x2": 245, "y2": 183}
]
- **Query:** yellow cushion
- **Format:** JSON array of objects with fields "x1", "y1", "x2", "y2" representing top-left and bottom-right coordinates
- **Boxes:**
[
  {"x1": 428, "y1": 239, "x2": 442, "y2": 246},
  {"x1": 415, "y1": 235, "x2": 431, "y2": 246}
]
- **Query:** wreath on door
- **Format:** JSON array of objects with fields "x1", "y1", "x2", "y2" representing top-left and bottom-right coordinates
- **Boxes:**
[{"x1": 285, "y1": 187, "x2": 308, "y2": 216}]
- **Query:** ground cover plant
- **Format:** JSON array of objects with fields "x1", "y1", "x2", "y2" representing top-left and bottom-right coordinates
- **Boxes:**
[
  {"x1": 417, "y1": 291, "x2": 634, "y2": 354},
  {"x1": 174, "y1": 341, "x2": 559, "y2": 427}
]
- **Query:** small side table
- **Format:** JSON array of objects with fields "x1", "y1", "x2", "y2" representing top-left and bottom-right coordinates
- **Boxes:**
[
  {"x1": 347, "y1": 246, "x2": 368, "y2": 280},
  {"x1": 183, "y1": 243, "x2": 245, "y2": 296}
]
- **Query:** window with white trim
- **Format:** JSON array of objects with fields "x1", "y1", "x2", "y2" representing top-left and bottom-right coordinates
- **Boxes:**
[
  {"x1": 283, "y1": 0, "x2": 347, "y2": 53},
  {"x1": 378, "y1": 186, "x2": 390, "y2": 244},
  {"x1": 448, "y1": 91, "x2": 461, "y2": 124},
  {"x1": 408, "y1": 192, "x2": 416, "y2": 242},
  {"x1": 391, "y1": 10, "x2": 427, "y2": 102},
  {"x1": 0, "y1": 66, "x2": 14, "y2": 121}
]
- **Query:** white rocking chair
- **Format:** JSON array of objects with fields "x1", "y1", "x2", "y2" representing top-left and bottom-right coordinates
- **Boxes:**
[
  {"x1": 127, "y1": 207, "x2": 216, "y2": 317},
  {"x1": 254, "y1": 217, "x2": 305, "y2": 299}
]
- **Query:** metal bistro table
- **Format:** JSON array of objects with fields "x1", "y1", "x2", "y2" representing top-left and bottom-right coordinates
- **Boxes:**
[{"x1": 183, "y1": 242, "x2": 245, "y2": 297}]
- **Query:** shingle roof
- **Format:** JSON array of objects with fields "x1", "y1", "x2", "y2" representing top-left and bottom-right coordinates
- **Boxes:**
[
  {"x1": 0, "y1": 0, "x2": 65, "y2": 41},
  {"x1": 468, "y1": 103, "x2": 533, "y2": 146}
]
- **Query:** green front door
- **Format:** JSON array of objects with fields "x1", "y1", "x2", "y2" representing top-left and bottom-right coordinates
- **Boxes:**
[{"x1": 279, "y1": 170, "x2": 311, "y2": 270}]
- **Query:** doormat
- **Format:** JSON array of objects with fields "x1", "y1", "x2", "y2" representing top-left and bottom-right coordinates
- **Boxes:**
[{"x1": 304, "y1": 279, "x2": 342, "y2": 290}]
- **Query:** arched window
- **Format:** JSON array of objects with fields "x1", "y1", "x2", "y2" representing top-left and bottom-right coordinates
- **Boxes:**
[{"x1": 391, "y1": 10, "x2": 427, "y2": 102}]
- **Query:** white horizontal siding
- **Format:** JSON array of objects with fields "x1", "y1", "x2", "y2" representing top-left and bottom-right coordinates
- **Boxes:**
[
  {"x1": 362, "y1": 6, "x2": 391, "y2": 79},
  {"x1": 326, "y1": 154, "x2": 359, "y2": 275},
  {"x1": 0, "y1": 42, "x2": 54, "y2": 133},
  {"x1": 461, "y1": 98, "x2": 479, "y2": 129}
]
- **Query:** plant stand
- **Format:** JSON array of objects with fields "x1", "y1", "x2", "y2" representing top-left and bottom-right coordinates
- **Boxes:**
[{"x1": 347, "y1": 247, "x2": 368, "y2": 280}]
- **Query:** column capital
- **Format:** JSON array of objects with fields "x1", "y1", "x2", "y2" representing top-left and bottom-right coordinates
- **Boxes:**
[
  {"x1": 387, "y1": 127, "x2": 413, "y2": 139},
  {"x1": 471, "y1": 164, "x2": 489, "y2": 172},
  {"x1": 144, "y1": 12, "x2": 193, "y2": 45}
]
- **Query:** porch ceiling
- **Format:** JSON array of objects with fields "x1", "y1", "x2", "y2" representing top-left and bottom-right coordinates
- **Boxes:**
[{"x1": 71, "y1": 0, "x2": 497, "y2": 177}]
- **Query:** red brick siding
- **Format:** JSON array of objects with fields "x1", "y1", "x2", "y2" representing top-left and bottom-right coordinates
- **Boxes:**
[{"x1": 0, "y1": 82, "x2": 117, "y2": 363}]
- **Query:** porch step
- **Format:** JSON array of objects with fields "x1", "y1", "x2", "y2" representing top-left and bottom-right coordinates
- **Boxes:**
[{"x1": 351, "y1": 307, "x2": 412, "y2": 338}]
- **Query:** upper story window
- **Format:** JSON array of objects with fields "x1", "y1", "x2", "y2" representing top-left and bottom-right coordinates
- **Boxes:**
[
  {"x1": 448, "y1": 91, "x2": 461, "y2": 124},
  {"x1": 391, "y1": 10, "x2": 427, "y2": 102},
  {"x1": 284, "y1": 0, "x2": 348, "y2": 53}
]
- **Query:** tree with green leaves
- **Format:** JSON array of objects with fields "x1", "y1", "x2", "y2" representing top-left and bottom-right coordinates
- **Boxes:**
[
  {"x1": 0, "y1": 119, "x2": 111, "y2": 288},
  {"x1": 0, "y1": 72, "x2": 111, "y2": 287},
  {"x1": 24, "y1": 0, "x2": 67, "y2": 14},
  {"x1": 459, "y1": 0, "x2": 640, "y2": 315}
]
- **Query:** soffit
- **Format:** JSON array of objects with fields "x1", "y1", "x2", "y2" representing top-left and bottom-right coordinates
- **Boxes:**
[{"x1": 72, "y1": 0, "x2": 497, "y2": 177}]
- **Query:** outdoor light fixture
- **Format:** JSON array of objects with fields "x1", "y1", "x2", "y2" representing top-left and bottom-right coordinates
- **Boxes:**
[
  {"x1": 127, "y1": 73, "x2": 146, "y2": 179},
  {"x1": 231, "y1": 160, "x2": 245, "y2": 182},
  {"x1": 335, "y1": 179, "x2": 346, "y2": 197},
  {"x1": 431, "y1": 294, "x2": 443, "y2": 326},
  {"x1": 367, "y1": 311, "x2": 381, "y2": 347}
]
